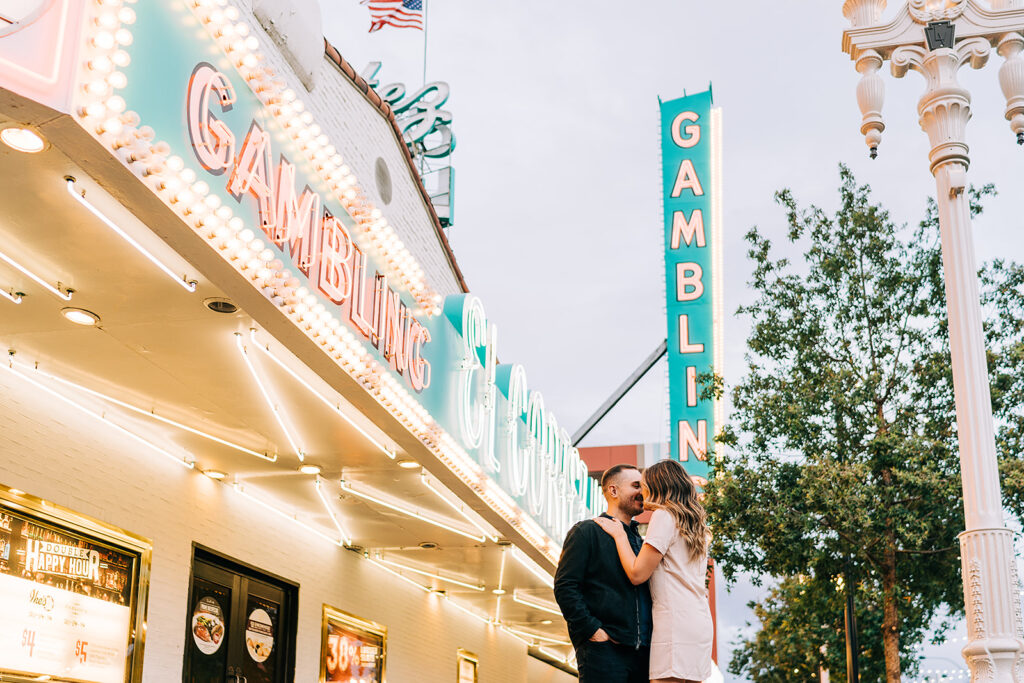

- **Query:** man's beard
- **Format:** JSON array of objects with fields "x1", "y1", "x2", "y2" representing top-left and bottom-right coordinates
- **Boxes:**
[{"x1": 623, "y1": 495, "x2": 644, "y2": 516}]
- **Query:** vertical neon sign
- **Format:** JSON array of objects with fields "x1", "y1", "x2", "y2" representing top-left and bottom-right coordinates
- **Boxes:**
[{"x1": 660, "y1": 89, "x2": 723, "y2": 481}]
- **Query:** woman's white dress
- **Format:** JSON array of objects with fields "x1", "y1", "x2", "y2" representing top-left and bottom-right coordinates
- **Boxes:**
[{"x1": 643, "y1": 508, "x2": 714, "y2": 681}]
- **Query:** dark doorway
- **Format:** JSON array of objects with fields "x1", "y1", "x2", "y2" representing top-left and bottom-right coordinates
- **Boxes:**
[{"x1": 183, "y1": 547, "x2": 297, "y2": 683}]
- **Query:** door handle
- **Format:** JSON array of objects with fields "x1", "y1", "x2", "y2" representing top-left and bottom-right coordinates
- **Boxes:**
[{"x1": 226, "y1": 665, "x2": 241, "y2": 683}]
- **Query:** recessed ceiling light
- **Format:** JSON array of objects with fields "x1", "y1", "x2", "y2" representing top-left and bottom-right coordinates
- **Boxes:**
[
  {"x1": 8, "y1": 488, "x2": 25, "y2": 496},
  {"x1": 492, "y1": 588, "x2": 506, "y2": 595},
  {"x1": 0, "y1": 127, "x2": 46, "y2": 154},
  {"x1": 540, "y1": 619, "x2": 553, "y2": 625},
  {"x1": 61, "y1": 307, "x2": 100, "y2": 326},
  {"x1": 299, "y1": 464, "x2": 321, "y2": 475},
  {"x1": 203, "y1": 469, "x2": 227, "y2": 480},
  {"x1": 204, "y1": 297, "x2": 238, "y2": 314},
  {"x1": 397, "y1": 459, "x2": 420, "y2": 469}
]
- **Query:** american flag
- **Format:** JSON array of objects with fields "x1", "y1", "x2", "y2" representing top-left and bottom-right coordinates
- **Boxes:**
[{"x1": 363, "y1": 0, "x2": 423, "y2": 33}]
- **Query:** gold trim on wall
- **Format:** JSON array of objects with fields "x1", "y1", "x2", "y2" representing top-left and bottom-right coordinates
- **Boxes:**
[
  {"x1": 456, "y1": 648, "x2": 479, "y2": 683},
  {"x1": 320, "y1": 604, "x2": 388, "y2": 683},
  {"x1": 0, "y1": 483, "x2": 153, "y2": 683}
]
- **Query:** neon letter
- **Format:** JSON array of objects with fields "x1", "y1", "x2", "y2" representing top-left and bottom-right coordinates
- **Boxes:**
[
  {"x1": 678, "y1": 315, "x2": 705, "y2": 354},
  {"x1": 671, "y1": 209, "x2": 706, "y2": 249},
  {"x1": 671, "y1": 159, "x2": 704, "y2": 197},
  {"x1": 317, "y1": 213, "x2": 353, "y2": 304},
  {"x1": 274, "y1": 159, "x2": 322, "y2": 274},
  {"x1": 676, "y1": 262, "x2": 704, "y2": 301},
  {"x1": 671, "y1": 111, "x2": 701, "y2": 148},
  {"x1": 186, "y1": 63, "x2": 236, "y2": 173},
  {"x1": 678, "y1": 420, "x2": 708, "y2": 461},
  {"x1": 228, "y1": 122, "x2": 276, "y2": 230}
]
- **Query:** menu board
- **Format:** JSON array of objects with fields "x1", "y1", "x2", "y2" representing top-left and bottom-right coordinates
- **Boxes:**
[
  {"x1": 320, "y1": 607, "x2": 385, "y2": 683},
  {"x1": 0, "y1": 505, "x2": 139, "y2": 683}
]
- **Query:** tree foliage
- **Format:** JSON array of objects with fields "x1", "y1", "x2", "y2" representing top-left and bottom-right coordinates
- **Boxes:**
[{"x1": 705, "y1": 166, "x2": 1024, "y2": 682}]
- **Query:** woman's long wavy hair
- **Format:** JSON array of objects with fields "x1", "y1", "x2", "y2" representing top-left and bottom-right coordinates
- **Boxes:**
[{"x1": 642, "y1": 459, "x2": 709, "y2": 559}]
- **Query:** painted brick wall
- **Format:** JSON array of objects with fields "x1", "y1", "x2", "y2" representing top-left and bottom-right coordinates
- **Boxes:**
[
  {"x1": 0, "y1": 371, "x2": 573, "y2": 683},
  {"x1": 239, "y1": 1, "x2": 465, "y2": 297}
]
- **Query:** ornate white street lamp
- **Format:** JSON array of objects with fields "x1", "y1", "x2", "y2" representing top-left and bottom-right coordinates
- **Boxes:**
[{"x1": 841, "y1": 1, "x2": 1024, "y2": 681}]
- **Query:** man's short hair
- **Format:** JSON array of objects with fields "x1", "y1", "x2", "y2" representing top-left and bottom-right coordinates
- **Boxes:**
[{"x1": 601, "y1": 464, "x2": 640, "y2": 492}]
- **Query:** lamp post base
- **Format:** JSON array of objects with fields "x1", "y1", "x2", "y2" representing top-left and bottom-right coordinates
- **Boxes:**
[{"x1": 959, "y1": 528, "x2": 1024, "y2": 682}]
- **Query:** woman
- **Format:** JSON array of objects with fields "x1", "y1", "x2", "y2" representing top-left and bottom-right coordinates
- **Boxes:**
[{"x1": 594, "y1": 459, "x2": 713, "y2": 683}]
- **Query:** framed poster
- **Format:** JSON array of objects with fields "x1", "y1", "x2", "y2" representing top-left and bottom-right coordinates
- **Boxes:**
[
  {"x1": 0, "y1": 484, "x2": 152, "y2": 683},
  {"x1": 320, "y1": 605, "x2": 386, "y2": 683},
  {"x1": 456, "y1": 649, "x2": 478, "y2": 683}
]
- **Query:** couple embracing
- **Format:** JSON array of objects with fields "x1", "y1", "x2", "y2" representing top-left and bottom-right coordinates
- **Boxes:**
[{"x1": 553, "y1": 460, "x2": 713, "y2": 683}]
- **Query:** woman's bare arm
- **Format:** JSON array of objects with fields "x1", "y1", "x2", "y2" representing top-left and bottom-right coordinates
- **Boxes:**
[{"x1": 594, "y1": 517, "x2": 664, "y2": 584}]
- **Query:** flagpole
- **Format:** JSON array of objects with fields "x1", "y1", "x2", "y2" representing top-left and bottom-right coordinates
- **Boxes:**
[{"x1": 422, "y1": 0, "x2": 428, "y2": 86}]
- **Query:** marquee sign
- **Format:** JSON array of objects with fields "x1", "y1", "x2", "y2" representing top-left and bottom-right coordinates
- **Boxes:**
[
  {"x1": 0, "y1": 0, "x2": 603, "y2": 553},
  {"x1": 659, "y1": 89, "x2": 723, "y2": 481}
]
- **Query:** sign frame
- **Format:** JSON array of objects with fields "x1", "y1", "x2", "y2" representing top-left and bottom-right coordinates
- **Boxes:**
[
  {"x1": 0, "y1": 483, "x2": 152, "y2": 683},
  {"x1": 456, "y1": 648, "x2": 478, "y2": 683},
  {"x1": 319, "y1": 605, "x2": 387, "y2": 683},
  {"x1": 659, "y1": 89, "x2": 724, "y2": 480}
]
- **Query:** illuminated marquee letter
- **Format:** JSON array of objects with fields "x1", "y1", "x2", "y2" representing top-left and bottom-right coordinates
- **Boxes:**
[
  {"x1": 678, "y1": 420, "x2": 708, "y2": 461},
  {"x1": 678, "y1": 315, "x2": 705, "y2": 354},
  {"x1": 671, "y1": 209, "x2": 705, "y2": 249},
  {"x1": 686, "y1": 366, "x2": 698, "y2": 407},
  {"x1": 407, "y1": 319, "x2": 431, "y2": 392},
  {"x1": 348, "y1": 247, "x2": 374, "y2": 339},
  {"x1": 274, "y1": 159, "x2": 322, "y2": 274},
  {"x1": 228, "y1": 122, "x2": 276, "y2": 230},
  {"x1": 498, "y1": 363, "x2": 530, "y2": 496},
  {"x1": 670, "y1": 159, "x2": 704, "y2": 198},
  {"x1": 675, "y1": 262, "x2": 704, "y2": 301},
  {"x1": 671, "y1": 111, "x2": 701, "y2": 148},
  {"x1": 187, "y1": 63, "x2": 236, "y2": 173},
  {"x1": 317, "y1": 213, "x2": 353, "y2": 304}
]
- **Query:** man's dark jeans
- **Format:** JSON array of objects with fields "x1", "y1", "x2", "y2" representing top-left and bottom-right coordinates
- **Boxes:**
[{"x1": 576, "y1": 641, "x2": 650, "y2": 683}]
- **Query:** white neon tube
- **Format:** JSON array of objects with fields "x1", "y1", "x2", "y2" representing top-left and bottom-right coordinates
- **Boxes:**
[
  {"x1": 11, "y1": 359, "x2": 274, "y2": 462},
  {"x1": 0, "y1": 249, "x2": 72, "y2": 301},
  {"x1": 233, "y1": 482, "x2": 344, "y2": 548},
  {"x1": 494, "y1": 548, "x2": 508, "y2": 621},
  {"x1": 249, "y1": 330, "x2": 395, "y2": 459},
  {"x1": 443, "y1": 593, "x2": 493, "y2": 626},
  {"x1": 373, "y1": 555, "x2": 485, "y2": 591},
  {"x1": 421, "y1": 474, "x2": 499, "y2": 541},
  {"x1": 510, "y1": 547, "x2": 555, "y2": 588},
  {"x1": 364, "y1": 554, "x2": 432, "y2": 593},
  {"x1": 503, "y1": 626, "x2": 571, "y2": 646},
  {"x1": 235, "y1": 333, "x2": 305, "y2": 462},
  {"x1": 66, "y1": 178, "x2": 197, "y2": 293},
  {"x1": 315, "y1": 475, "x2": 352, "y2": 546},
  {"x1": 0, "y1": 289, "x2": 21, "y2": 304},
  {"x1": 3, "y1": 362, "x2": 193, "y2": 469},
  {"x1": 339, "y1": 480, "x2": 486, "y2": 542},
  {"x1": 500, "y1": 626, "x2": 534, "y2": 646},
  {"x1": 511, "y1": 589, "x2": 562, "y2": 616}
]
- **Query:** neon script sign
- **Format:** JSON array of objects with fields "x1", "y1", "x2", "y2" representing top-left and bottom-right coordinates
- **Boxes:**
[
  {"x1": 187, "y1": 63, "x2": 432, "y2": 391},
  {"x1": 660, "y1": 89, "x2": 722, "y2": 479}
]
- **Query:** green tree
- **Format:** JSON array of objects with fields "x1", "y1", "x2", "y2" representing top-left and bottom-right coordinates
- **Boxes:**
[
  {"x1": 704, "y1": 166, "x2": 1023, "y2": 683},
  {"x1": 728, "y1": 575, "x2": 899, "y2": 683}
]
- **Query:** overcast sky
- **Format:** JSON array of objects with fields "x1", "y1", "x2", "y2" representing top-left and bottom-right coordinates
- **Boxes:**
[{"x1": 320, "y1": 1, "x2": 1024, "y2": 679}]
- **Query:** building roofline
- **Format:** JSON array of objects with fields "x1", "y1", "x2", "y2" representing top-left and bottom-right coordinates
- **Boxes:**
[{"x1": 323, "y1": 39, "x2": 469, "y2": 295}]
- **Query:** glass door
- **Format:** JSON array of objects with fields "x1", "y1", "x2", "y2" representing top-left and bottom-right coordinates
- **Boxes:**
[{"x1": 184, "y1": 553, "x2": 293, "y2": 683}]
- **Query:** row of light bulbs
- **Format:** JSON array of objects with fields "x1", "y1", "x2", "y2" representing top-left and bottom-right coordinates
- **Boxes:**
[{"x1": 70, "y1": 0, "x2": 564, "y2": 567}]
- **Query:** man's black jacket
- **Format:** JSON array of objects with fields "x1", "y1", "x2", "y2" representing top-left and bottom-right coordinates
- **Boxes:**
[{"x1": 553, "y1": 514, "x2": 653, "y2": 649}]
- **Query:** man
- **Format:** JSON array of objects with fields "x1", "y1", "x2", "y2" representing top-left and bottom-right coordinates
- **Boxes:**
[{"x1": 554, "y1": 464, "x2": 652, "y2": 683}]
